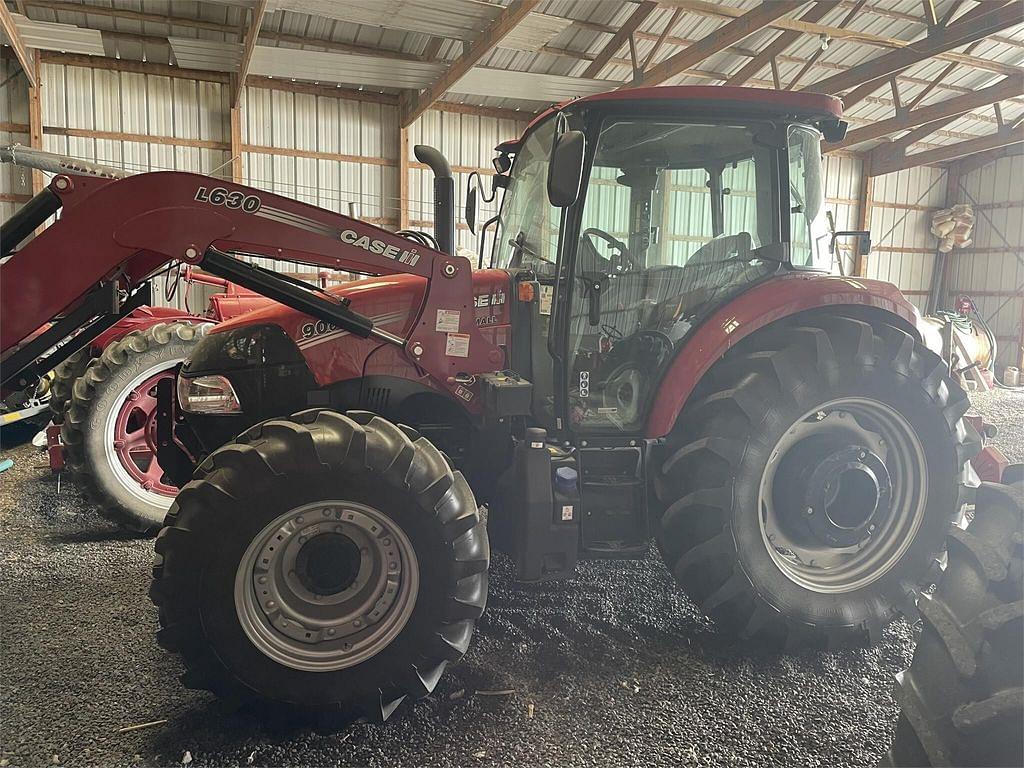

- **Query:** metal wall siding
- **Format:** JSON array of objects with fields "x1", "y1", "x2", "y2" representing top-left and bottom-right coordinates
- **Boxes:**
[
  {"x1": 864, "y1": 165, "x2": 947, "y2": 296},
  {"x1": 949, "y1": 154, "x2": 1024, "y2": 367},
  {"x1": 0, "y1": 59, "x2": 31, "y2": 223}
]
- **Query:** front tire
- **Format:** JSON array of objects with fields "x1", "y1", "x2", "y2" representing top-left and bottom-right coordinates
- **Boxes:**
[
  {"x1": 150, "y1": 409, "x2": 488, "y2": 723},
  {"x1": 656, "y1": 315, "x2": 979, "y2": 649}
]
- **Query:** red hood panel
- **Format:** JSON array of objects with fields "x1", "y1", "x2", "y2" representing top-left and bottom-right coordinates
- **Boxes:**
[{"x1": 210, "y1": 269, "x2": 511, "y2": 389}]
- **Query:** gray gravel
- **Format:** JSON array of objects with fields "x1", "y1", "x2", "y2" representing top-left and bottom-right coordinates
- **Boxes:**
[{"x1": 1, "y1": 389, "x2": 1021, "y2": 768}]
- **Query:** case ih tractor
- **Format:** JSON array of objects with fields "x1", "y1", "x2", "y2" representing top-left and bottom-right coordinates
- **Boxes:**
[{"x1": 2, "y1": 86, "x2": 1014, "y2": 732}]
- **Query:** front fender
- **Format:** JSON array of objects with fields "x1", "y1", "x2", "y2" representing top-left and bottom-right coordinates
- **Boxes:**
[{"x1": 644, "y1": 272, "x2": 922, "y2": 439}]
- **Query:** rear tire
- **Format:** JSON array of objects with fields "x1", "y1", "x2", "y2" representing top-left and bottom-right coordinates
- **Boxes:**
[
  {"x1": 656, "y1": 315, "x2": 979, "y2": 649},
  {"x1": 150, "y1": 409, "x2": 488, "y2": 723},
  {"x1": 62, "y1": 322, "x2": 209, "y2": 533},
  {"x1": 881, "y1": 481, "x2": 1023, "y2": 767}
]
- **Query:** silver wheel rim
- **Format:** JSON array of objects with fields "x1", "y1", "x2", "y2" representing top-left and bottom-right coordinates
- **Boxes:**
[
  {"x1": 234, "y1": 500, "x2": 419, "y2": 672},
  {"x1": 758, "y1": 397, "x2": 928, "y2": 594},
  {"x1": 102, "y1": 359, "x2": 185, "y2": 512}
]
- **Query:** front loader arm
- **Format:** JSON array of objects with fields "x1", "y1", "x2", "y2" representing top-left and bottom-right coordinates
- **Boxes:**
[{"x1": 2, "y1": 171, "x2": 503, "y2": 397}]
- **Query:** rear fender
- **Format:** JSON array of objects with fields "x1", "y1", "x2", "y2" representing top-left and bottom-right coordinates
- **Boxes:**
[{"x1": 644, "y1": 273, "x2": 922, "y2": 439}]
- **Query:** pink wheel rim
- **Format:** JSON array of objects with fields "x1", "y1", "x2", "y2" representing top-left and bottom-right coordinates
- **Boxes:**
[{"x1": 111, "y1": 370, "x2": 179, "y2": 497}]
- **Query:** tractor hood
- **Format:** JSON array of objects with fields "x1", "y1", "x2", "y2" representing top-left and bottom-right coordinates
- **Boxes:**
[{"x1": 189, "y1": 269, "x2": 511, "y2": 388}]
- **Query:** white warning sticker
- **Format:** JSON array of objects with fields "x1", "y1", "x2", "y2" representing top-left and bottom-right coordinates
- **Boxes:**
[
  {"x1": 445, "y1": 333, "x2": 470, "y2": 358},
  {"x1": 435, "y1": 309, "x2": 461, "y2": 333},
  {"x1": 561, "y1": 505, "x2": 574, "y2": 521},
  {"x1": 539, "y1": 284, "x2": 554, "y2": 316}
]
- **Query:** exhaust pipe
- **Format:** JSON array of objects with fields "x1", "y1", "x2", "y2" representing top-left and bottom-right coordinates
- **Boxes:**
[{"x1": 413, "y1": 145, "x2": 455, "y2": 256}]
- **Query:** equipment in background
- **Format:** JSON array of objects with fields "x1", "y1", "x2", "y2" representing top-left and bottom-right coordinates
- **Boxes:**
[{"x1": 920, "y1": 294, "x2": 1024, "y2": 392}]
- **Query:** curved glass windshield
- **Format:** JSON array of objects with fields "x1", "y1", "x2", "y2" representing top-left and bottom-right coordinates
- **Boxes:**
[{"x1": 492, "y1": 119, "x2": 558, "y2": 273}]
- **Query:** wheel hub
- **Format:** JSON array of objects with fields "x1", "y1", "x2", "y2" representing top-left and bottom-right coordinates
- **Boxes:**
[
  {"x1": 235, "y1": 500, "x2": 419, "y2": 672},
  {"x1": 759, "y1": 400, "x2": 927, "y2": 594},
  {"x1": 803, "y1": 446, "x2": 892, "y2": 547}
]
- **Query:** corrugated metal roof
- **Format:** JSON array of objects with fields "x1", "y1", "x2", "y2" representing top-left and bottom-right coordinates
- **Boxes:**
[{"x1": 11, "y1": 13, "x2": 105, "y2": 56}]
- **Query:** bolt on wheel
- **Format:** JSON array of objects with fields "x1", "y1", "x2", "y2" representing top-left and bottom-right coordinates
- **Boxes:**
[
  {"x1": 759, "y1": 397, "x2": 928, "y2": 594},
  {"x1": 234, "y1": 500, "x2": 419, "y2": 672}
]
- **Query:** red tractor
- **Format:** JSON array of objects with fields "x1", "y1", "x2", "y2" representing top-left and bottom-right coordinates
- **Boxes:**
[{"x1": 1, "y1": 87, "x2": 1008, "y2": 729}]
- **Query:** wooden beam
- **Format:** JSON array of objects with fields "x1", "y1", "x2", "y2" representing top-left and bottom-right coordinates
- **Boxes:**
[
  {"x1": 642, "y1": 7, "x2": 683, "y2": 71},
  {"x1": 632, "y1": 1, "x2": 807, "y2": 89},
  {"x1": 660, "y1": 0, "x2": 1022, "y2": 78},
  {"x1": 399, "y1": 127, "x2": 410, "y2": 230},
  {"x1": 784, "y1": 0, "x2": 866, "y2": 89},
  {"x1": 582, "y1": 1, "x2": 658, "y2": 79},
  {"x1": 234, "y1": 0, "x2": 267, "y2": 108},
  {"x1": 399, "y1": 0, "x2": 540, "y2": 128},
  {"x1": 24, "y1": 1, "x2": 237, "y2": 36},
  {"x1": 867, "y1": 114, "x2": 961, "y2": 175},
  {"x1": 28, "y1": 49, "x2": 42, "y2": 194},
  {"x1": 876, "y1": 125, "x2": 1024, "y2": 173},
  {"x1": 855, "y1": 153, "x2": 874, "y2": 276},
  {"x1": 230, "y1": 105, "x2": 243, "y2": 183},
  {"x1": 829, "y1": 75, "x2": 1024, "y2": 151},
  {"x1": 725, "y1": 1, "x2": 838, "y2": 87},
  {"x1": 0, "y1": 4, "x2": 36, "y2": 87},
  {"x1": 921, "y1": 0, "x2": 938, "y2": 28},
  {"x1": 802, "y1": 1, "x2": 1023, "y2": 96}
]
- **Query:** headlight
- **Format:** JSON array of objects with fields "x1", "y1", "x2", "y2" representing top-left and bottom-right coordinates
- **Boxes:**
[{"x1": 177, "y1": 374, "x2": 241, "y2": 414}]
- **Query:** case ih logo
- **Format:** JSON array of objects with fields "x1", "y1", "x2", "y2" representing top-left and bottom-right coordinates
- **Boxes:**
[
  {"x1": 474, "y1": 290, "x2": 506, "y2": 309},
  {"x1": 339, "y1": 229, "x2": 420, "y2": 266}
]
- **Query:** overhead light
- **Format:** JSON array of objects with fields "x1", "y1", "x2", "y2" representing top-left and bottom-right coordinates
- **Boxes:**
[{"x1": 819, "y1": 33, "x2": 830, "y2": 51}]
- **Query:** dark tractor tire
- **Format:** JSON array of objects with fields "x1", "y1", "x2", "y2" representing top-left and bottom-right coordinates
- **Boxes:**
[
  {"x1": 656, "y1": 314, "x2": 980, "y2": 650},
  {"x1": 48, "y1": 347, "x2": 92, "y2": 424},
  {"x1": 881, "y1": 482, "x2": 1023, "y2": 768},
  {"x1": 62, "y1": 322, "x2": 210, "y2": 533},
  {"x1": 149, "y1": 409, "x2": 488, "y2": 724}
]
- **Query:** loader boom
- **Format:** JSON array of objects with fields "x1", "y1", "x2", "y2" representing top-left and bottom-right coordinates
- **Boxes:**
[{"x1": 1, "y1": 170, "x2": 503, "y2": 397}]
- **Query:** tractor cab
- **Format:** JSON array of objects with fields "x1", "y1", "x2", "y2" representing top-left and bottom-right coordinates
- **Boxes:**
[
  {"x1": 480, "y1": 87, "x2": 867, "y2": 577},
  {"x1": 484, "y1": 88, "x2": 849, "y2": 438}
]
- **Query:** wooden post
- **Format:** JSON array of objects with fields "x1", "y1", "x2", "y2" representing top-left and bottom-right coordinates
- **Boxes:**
[
  {"x1": 398, "y1": 126, "x2": 410, "y2": 230},
  {"x1": 230, "y1": 102, "x2": 243, "y2": 183},
  {"x1": 28, "y1": 48, "x2": 43, "y2": 195},
  {"x1": 855, "y1": 154, "x2": 874, "y2": 276}
]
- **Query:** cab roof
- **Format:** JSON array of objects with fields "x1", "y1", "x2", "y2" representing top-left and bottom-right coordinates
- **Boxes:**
[{"x1": 499, "y1": 86, "x2": 844, "y2": 152}]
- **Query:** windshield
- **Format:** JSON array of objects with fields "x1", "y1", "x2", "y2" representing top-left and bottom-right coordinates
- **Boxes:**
[
  {"x1": 788, "y1": 125, "x2": 830, "y2": 269},
  {"x1": 492, "y1": 119, "x2": 558, "y2": 273}
]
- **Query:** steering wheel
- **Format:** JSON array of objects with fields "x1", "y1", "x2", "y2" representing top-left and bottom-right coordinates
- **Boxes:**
[{"x1": 582, "y1": 227, "x2": 638, "y2": 272}]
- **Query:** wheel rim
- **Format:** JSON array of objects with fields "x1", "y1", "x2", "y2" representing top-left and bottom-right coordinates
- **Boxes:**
[
  {"x1": 103, "y1": 360, "x2": 185, "y2": 506},
  {"x1": 234, "y1": 500, "x2": 419, "y2": 672},
  {"x1": 758, "y1": 397, "x2": 928, "y2": 594}
]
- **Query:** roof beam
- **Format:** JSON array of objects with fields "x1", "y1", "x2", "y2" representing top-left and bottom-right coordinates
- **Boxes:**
[
  {"x1": 631, "y1": 1, "x2": 807, "y2": 89},
  {"x1": 24, "y1": 1, "x2": 237, "y2": 35},
  {"x1": 828, "y1": 75, "x2": 1024, "y2": 151},
  {"x1": 867, "y1": 114, "x2": 961, "y2": 174},
  {"x1": 921, "y1": 0, "x2": 938, "y2": 28},
  {"x1": 659, "y1": 0, "x2": 1022, "y2": 78},
  {"x1": 802, "y1": 1, "x2": 1022, "y2": 96},
  {"x1": 873, "y1": 124, "x2": 1024, "y2": 174},
  {"x1": 233, "y1": 0, "x2": 267, "y2": 108},
  {"x1": 784, "y1": 0, "x2": 865, "y2": 89},
  {"x1": 725, "y1": 1, "x2": 838, "y2": 87},
  {"x1": 399, "y1": 0, "x2": 539, "y2": 128},
  {"x1": 582, "y1": 1, "x2": 658, "y2": 79},
  {"x1": 0, "y1": 5, "x2": 36, "y2": 87}
]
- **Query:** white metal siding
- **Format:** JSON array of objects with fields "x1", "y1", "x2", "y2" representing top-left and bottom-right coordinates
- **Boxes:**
[
  {"x1": 0, "y1": 58, "x2": 31, "y2": 226},
  {"x1": 865, "y1": 165, "x2": 948, "y2": 301}
]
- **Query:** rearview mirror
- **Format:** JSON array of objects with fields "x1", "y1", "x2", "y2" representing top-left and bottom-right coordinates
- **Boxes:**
[
  {"x1": 830, "y1": 229, "x2": 872, "y2": 256},
  {"x1": 466, "y1": 184, "x2": 478, "y2": 234},
  {"x1": 547, "y1": 130, "x2": 585, "y2": 208}
]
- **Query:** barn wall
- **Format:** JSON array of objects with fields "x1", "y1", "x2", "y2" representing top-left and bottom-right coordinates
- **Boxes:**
[
  {"x1": 0, "y1": 57, "x2": 31, "y2": 225},
  {"x1": 949, "y1": 153, "x2": 1024, "y2": 370}
]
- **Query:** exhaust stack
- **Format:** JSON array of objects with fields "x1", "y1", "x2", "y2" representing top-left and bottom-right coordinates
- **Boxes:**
[{"x1": 413, "y1": 145, "x2": 455, "y2": 256}]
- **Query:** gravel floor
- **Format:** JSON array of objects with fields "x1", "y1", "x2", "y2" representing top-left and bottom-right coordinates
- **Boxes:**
[{"x1": 1, "y1": 389, "x2": 1021, "y2": 768}]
